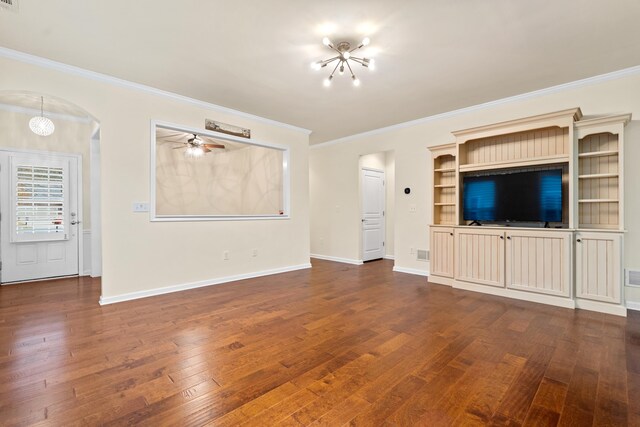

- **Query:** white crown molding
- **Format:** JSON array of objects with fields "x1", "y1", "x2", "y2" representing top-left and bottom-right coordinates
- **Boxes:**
[
  {"x1": 0, "y1": 47, "x2": 312, "y2": 136},
  {"x1": 392, "y1": 266, "x2": 429, "y2": 276},
  {"x1": 312, "y1": 64, "x2": 640, "y2": 149},
  {"x1": 310, "y1": 253, "x2": 363, "y2": 265},
  {"x1": 99, "y1": 262, "x2": 312, "y2": 305},
  {"x1": 0, "y1": 102, "x2": 93, "y2": 123}
]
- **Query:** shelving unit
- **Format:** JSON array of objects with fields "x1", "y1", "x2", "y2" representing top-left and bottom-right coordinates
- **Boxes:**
[
  {"x1": 431, "y1": 144, "x2": 457, "y2": 225},
  {"x1": 575, "y1": 115, "x2": 630, "y2": 230},
  {"x1": 428, "y1": 108, "x2": 632, "y2": 316}
]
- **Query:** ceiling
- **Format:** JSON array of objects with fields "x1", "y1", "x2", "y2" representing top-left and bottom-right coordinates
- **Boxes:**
[{"x1": 1, "y1": 0, "x2": 639, "y2": 144}]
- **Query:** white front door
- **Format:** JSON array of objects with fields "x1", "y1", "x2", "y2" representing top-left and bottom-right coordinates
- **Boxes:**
[
  {"x1": 361, "y1": 168, "x2": 385, "y2": 262},
  {"x1": 0, "y1": 151, "x2": 80, "y2": 283}
]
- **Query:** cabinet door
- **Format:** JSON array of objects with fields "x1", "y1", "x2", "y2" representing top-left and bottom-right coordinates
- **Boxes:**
[
  {"x1": 430, "y1": 227, "x2": 454, "y2": 278},
  {"x1": 505, "y1": 231, "x2": 572, "y2": 297},
  {"x1": 455, "y1": 228, "x2": 505, "y2": 287},
  {"x1": 576, "y1": 232, "x2": 622, "y2": 304}
]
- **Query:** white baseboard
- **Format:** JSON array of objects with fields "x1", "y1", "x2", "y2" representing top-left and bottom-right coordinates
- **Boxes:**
[
  {"x1": 627, "y1": 301, "x2": 640, "y2": 311},
  {"x1": 99, "y1": 263, "x2": 312, "y2": 305},
  {"x1": 392, "y1": 266, "x2": 429, "y2": 277},
  {"x1": 575, "y1": 299, "x2": 627, "y2": 317},
  {"x1": 383, "y1": 255, "x2": 395, "y2": 260},
  {"x1": 310, "y1": 254, "x2": 363, "y2": 265}
]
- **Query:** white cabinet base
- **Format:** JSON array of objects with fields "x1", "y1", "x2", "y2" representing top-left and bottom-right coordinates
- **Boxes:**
[
  {"x1": 575, "y1": 298, "x2": 627, "y2": 317},
  {"x1": 452, "y1": 279, "x2": 576, "y2": 310}
]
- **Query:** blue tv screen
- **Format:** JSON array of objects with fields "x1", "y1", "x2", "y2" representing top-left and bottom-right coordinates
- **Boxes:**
[{"x1": 463, "y1": 169, "x2": 562, "y2": 223}]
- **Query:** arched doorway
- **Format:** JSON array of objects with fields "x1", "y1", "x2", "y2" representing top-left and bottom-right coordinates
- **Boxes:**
[{"x1": 0, "y1": 91, "x2": 101, "y2": 286}]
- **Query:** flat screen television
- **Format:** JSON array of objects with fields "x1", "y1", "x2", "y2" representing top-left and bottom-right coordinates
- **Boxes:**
[{"x1": 463, "y1": 169, "x2": 562, "y2": 223}]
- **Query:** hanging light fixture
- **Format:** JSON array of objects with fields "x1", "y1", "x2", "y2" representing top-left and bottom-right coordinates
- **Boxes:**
[
  {"x1": 29, "y1": 96, "x2": 55, "y2": 136},
  {"x1": 311, "y1": 36, "x2": 375, "y2": 87}
]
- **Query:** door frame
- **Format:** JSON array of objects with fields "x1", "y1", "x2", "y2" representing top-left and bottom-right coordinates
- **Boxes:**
[
  {"x1": 0, "y1": 147, "x2": 84, "y2": 283},
  {"x1": 360, "y1": 166, "x2": 385, "y2": 262}
]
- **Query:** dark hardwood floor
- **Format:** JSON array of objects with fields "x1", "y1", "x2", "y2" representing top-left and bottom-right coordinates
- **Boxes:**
[{"x1": 1, "y1": 259, "x2": 639, "y2": 426}]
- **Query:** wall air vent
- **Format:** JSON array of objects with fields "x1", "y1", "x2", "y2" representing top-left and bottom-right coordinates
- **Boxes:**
[
  {"x1": 0, "y1": 0, "x2": 18, "y2": 12},
  {"x1": 627, "y1": 269, "x2": 640, "y2": 287},
  {"x1": 417, "y1": 249, "x2": 429, "y2": 262}
]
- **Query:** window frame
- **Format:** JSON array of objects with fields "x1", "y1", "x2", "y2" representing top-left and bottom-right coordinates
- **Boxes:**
[{"x1": 150, "y1": 120, "x2": 291, "y2": 222}]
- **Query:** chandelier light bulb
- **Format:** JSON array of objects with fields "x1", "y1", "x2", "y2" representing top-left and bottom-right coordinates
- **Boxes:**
[
  {"x1": 322, "y1": 37, "x2": 331, "y2": 46},
  {"x1": 352, "y1": 76, "x2": 361, "y2": 87},
  {"x1": 29, "y1": 96, "x2": 55, "y2": 136},
  {"x1": 369, "y1": 58, "x2": 376, "y2": 70},
  {"x1": 339, "y1": 63, "x2": 345, "y2": 75},
  {"x1": 311, "y1": 61, "x2": 321, "y2": 70},
  {"x1": 323, "y1": 77, "x2": 332, "y2": 87},
  {"x1": 362, "y1": 37, "x2": 370, "y2": 46},
  {"x1": 343, "y1": 51, "x2": 351, "y2": 60}
]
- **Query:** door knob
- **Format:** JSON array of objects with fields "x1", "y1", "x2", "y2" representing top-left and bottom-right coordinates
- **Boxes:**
[{"x1": 70, "y1": 220, "x2": 81, "y2": 225}]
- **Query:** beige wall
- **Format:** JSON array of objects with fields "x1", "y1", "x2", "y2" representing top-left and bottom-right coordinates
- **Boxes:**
[
  {"x1": 310, "y1": 71, "x2": 640, "y2": 304},
  {"x1": 0, "y1": 56, "x2": 310, "y2": 300},
  {"x1": 0, "y1": 110, "x2": 93, "y2": 228}
]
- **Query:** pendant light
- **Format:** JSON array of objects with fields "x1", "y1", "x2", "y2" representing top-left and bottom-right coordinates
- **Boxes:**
[{"x1": 29, "y1": 96, "x2": 55, "y2": 136}]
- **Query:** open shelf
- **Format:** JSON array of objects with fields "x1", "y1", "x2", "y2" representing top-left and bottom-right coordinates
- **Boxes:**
[
  {"x1": 459, "y1": 154, "x2": 569, "y2": 172},
  {"x1": 579, "y1": 173, "x2": 619, "y2": 179},
  {"x1": 434, "y1": 167, "x2": 455, "y2": 173},
  {"x1": 434, "y1": 184, "x2": 455, "y2": 188},
  {"x1": 578, "y1": 150, "x2": 618, "y2": 158},
  {"x1": 579, "y1": 199, "x2": 619, "y2": 203},
  {"x1": 434, "y1": 202, "x2": 455, "y2": 206}
]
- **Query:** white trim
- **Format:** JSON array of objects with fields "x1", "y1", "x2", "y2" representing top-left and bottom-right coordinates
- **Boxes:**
[
  {"x1": 393, "y1": 266, "x2": 429, "y2": 276},
  {"x1": 311, "y1": 64, "x2": 640, "y2": 149},
  {"x1": 453, "y1": 280, "x2": 576, "y2": 310},
  {"x1": 383, "y1": 255, "x2": 395, "y2": 260},
  {"x1": 0, "y1": 102, "x2": 93, "y2": 123},
  {"x1": 310, "y1": 254, "x2": 363, "y2": 265},
  {"x1": 149, "y1": 120, "x2": 291, "y2": 221},
  {"x1": 99, "y1": 263, "x2": 312, "y2": 305},
  {"x1": 626, "y1": 301, "x2": 640, "y2": 311},
  {"x1": 0, "y1": 47, "x2": 311, "y2": 136},
  {"x1": 82, "y1": 230, "x2": 91, "y2": 276},
  {"x1": 575, "y1": 299, "x2": 627, "y2": 317}
]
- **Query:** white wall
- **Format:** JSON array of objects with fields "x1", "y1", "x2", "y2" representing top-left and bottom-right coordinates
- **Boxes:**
[
  {"x1": 0, "y1": 55, "x2": 310, "y2": 301},
  {"x1": 310, "y1": 70, "x2": 640, "y2": 304}
]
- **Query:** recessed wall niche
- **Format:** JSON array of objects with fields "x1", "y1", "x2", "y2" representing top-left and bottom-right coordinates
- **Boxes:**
[{"x1": 151, "y1": 121, "x2": 290, "y2": 221}]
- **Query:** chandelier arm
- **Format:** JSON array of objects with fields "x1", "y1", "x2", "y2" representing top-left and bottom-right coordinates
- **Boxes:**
[
  {"x1": 329, "y1": 61, "x2": 341, "y2": 78},
  {"x1": 349, "y1": 44, "x2": 364, "y2": 53},
  {"x1": 345, "y1": 60, "x2": 356, "y2": 79},
  {"x1": 326, "y1": 44, "x2": 342, "y2": 54},
  {"x1": 350, "y1": 57, "x2": 366, "y2": 64},
  {"x1": 321, "y1": 56, "x2": 340, "y2": 66}
]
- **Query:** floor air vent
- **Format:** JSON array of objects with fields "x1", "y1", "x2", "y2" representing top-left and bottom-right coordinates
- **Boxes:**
[
  {"x1": 0, "y1": 0, "x2": 18, "y2": 11},
  {"x1": 417, "y1": 249, "x2": 429, "y2": 261},
  {"x1": 627, "y1": 270, "x2": 640, "y2": 287}
]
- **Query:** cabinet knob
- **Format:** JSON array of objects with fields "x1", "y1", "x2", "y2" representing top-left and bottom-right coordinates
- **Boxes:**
[
  {"x1": 577, "y1": 238, "x2": 582, "y2": 243},
  {"x1": 500, "y1": 236, "x2": 504, "y2": 240},
  {"x1": 449, "y1": 232, "x2": 453, "y2": 236},
  {"x1": 507, "y1": 236, "x2": 511, "y2": 240}
]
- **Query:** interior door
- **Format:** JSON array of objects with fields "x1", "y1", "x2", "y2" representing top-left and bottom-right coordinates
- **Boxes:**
[
  {"x1": 0, "y1": 151, "x2": 80, "y2": 283},
  {"x1": 361, "y1": 168, "x2": 385, "y2": 262}
]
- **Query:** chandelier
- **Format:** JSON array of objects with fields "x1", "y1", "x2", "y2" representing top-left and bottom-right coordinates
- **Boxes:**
[
  {"x1": 311, "y1": 36, "x2": 375, "y2": 87},
  {"x1": 29, "y1": 96, "x2": 55, "y2": 136}
]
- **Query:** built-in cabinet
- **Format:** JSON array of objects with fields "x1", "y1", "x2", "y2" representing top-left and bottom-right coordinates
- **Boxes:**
[{"x1": 428, "y1": 109, "x2": 631, "y2": 316}]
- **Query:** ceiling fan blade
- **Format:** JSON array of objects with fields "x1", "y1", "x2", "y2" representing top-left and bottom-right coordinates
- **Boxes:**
[{"x1": 203, "y1": 143, "x2": 225, "y2": 149}]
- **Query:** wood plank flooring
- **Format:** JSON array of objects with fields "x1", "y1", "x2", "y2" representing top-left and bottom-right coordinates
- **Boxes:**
[{"x1": 1, "y1": 259, "x2": 639, "y2": 426}]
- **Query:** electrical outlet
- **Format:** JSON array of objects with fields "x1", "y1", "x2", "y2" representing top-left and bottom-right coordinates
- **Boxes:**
[
  {"x1": 132, "y1": 202, "x2": 149, "y2": 212},
  {"x1": 252, "y1": 249, "x2": 258, "y2": 257},
  {"x1": 223, "y1": 250, "x2": 229, "y2": 260}
]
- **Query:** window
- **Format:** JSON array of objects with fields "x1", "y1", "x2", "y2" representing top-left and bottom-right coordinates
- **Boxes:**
[
  {"x1": 15, "y1": 165, "x2": 65, "y2": 235},
  {"x1": 151, "y1": 121, "x2": 290, "y2": 221}
]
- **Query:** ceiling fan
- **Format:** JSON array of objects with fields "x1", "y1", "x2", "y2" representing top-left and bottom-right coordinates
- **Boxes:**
[{"x1": 168, "y1": 133, "x2": 225, "y2": 158}]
